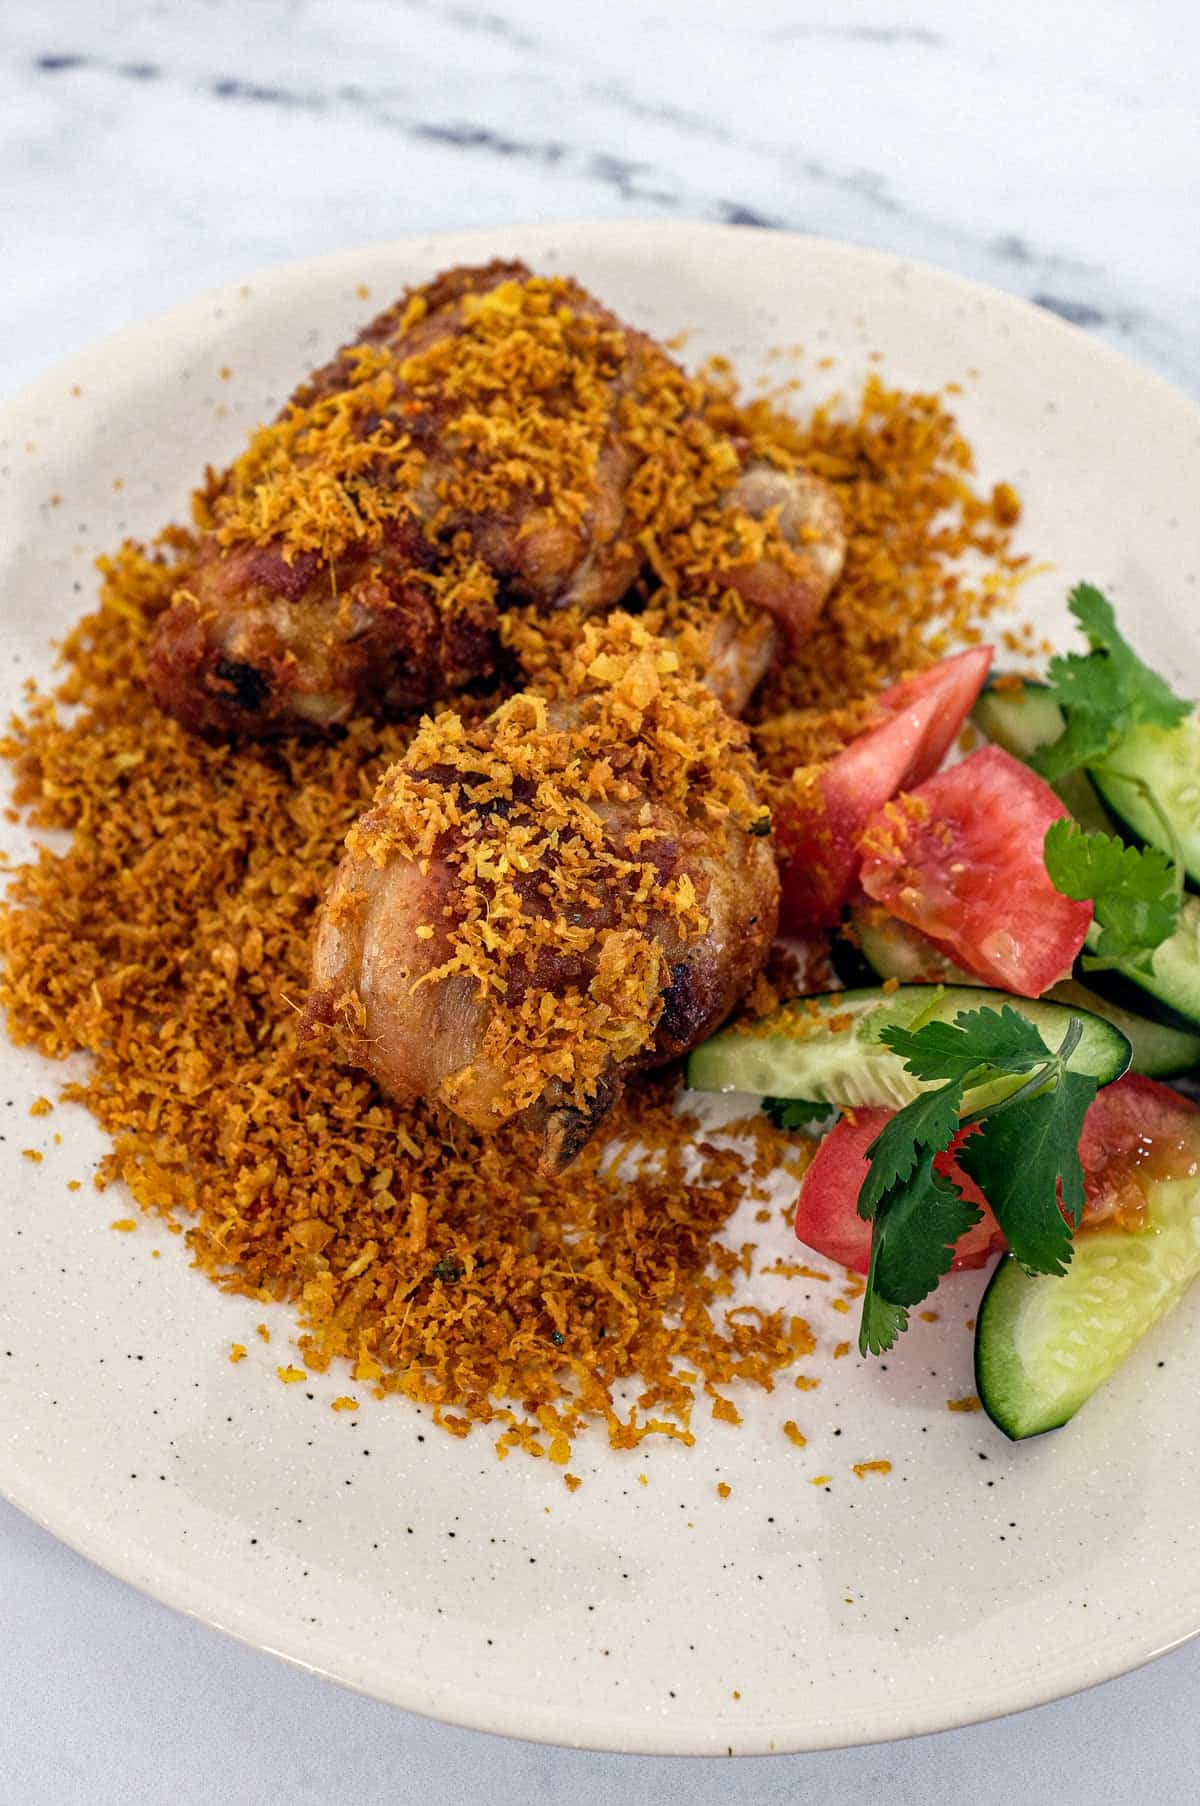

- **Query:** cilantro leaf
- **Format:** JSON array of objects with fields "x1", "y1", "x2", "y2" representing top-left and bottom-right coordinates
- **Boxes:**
[
  {"x1": 1044, "y1": 819, "x2": 1179, "y2": 969},
  {"x1": 956, "y1": 1070, "x2": 1097, "y2": 1275},
  {"x1": 1044, "y1": 817, "x2": 1133, "y2": 899},
  {"x1": 881, "y1": 1005, "x2": 1051, "y2": 1084},
  {"x1": 853, "y1": 1003, "x2": 1102, "y2": 1359},
  {"x1": 858, "y1": 1081, "x2": 964, "y2": 1217},
  {"x1": 871, "y1": 1155, "x2": 982, "y2": 1303},
  {"x1": 859, "y1": 1289, "x2": 909, "y2": 1357},
  {"x1": 1068, "y1": 584, "x2": 1191, "y2": 730},
  {"x1": 762, "y1": 1096, "x2": 835, "y2": 1131},
  {"x1": 858, "y1": 1153, "x2": 982, "y2": 1355},
  {"x1": 1043, "y1": 642, "x2": 1125, "y2": 722},
  {"x1": 1032, "y1": 657, "x2": 1123, "y2": 781},
  {"x1": 1033, "y1": 582, "x2": 1191, "y2": 781}
]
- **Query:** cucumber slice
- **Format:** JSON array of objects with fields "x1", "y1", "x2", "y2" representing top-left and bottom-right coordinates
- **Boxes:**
[
  {"x1": 685, "y1": 984, "x2": 1130, "y2": 1109},
  {"x1": 1082, "y1": 895, "x2": 1200, "y2": 1035},
  {"x1": 972, "y1": 676, "x2": 1200, "y2": 1041},
  {"x1": 847, "y1": 906, "x2": 977, "y2": 986},
  {"x1": 1047, "y1": 978, "x2": 1200, "y2": 1080},
  {"x1": 971, "y1": 677, "x2": 1112, "y2": 834},
  {"x1": 828, "y1": 932, "x2": 885, "y2": 991},
  {"x1": 845, "y1": 906, "x2": 1200, "y2": 1078},
  {"x1": 1089, "y1": 718, "x2": 1200, "y2": 889},
  {"x1": 972, "y1": 677, "x2": 1066, "y2": 761},
  {"x1": 976, "y1": 1174, "x2": 1200, "y2": 1438}
]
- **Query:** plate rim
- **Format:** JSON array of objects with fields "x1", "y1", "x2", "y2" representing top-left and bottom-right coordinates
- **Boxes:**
[
  {"x1": 6, "y1": 217, "x2": 1198, "y2": 434},
  {"x1": 3, "y1": 218, "x2": 1200, "y2": 1755}
]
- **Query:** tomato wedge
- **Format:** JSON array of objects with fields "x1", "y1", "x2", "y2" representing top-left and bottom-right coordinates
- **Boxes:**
[
  {"x1": 1077, "y1": 1073, "x2": 1199, "y2": 1229},
  {"x1": 795, "y1": 1108, "x2": 1004, "y2": 1274},
  {"x1": 776, "y1": 646, "x2": 993, "y2": 931},
  {"x1": 794, "y1": 1074, "x2": 1197, "y2": 1283},
  {"x1": 858, "y1": 744, "x2": 1092, "y2": 997}
]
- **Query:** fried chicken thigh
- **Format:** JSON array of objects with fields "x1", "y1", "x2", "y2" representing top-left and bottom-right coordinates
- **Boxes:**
[
  {"x1": 148, "y1": 262, "x2": 649, "y2": 735},
  {"x1": 302, "y1": 616, "x2": 779, "y2": 1168},
  {"x1": 147, "y1": 262, "x2": 845, "y2": 736}
]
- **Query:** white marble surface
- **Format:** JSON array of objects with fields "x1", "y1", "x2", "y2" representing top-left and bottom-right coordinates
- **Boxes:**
[{"x1": 2, "y1": 2, "x2": 1199, "y2": 1800}]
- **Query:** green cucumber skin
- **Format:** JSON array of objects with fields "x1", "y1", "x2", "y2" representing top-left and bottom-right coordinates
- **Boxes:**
[
  {"x1": 845, "y1": 907, "x2": 1200, "y2": 1079},
  {"x1": 1080, "y1": 966, "x2": 1200, "y2": 1038},
  {"x1": 975, "y1": 1172, "x2": 1200, "y2": 1440},
  {"x1": 1047, "y1": 979, "x2": 1200, "y2": 1081},
  {"x1": 1053, "y1": 769, "x2": 1118, "y2": 840},
  {"x1": 975, "y1": 1261, "x2": 1076, "y2": 1438},
  {"x1": 1081, "y1": 895, "x2": 1200, "y2": 1037},
  {"x1": 972, "y1": 678, "x2": 1066, "y2": 760},
  {"x1": 849, "y1": 908, "x2": 978, "y2": 987},
  {"x1": 684, "y1": 984, "x2": 1130, "y2": 1108},
  {"x1": 1088, "y1": 720, "x2": 1200, "y2": 891}
]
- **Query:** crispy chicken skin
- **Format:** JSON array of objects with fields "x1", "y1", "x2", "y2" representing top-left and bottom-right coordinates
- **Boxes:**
[
  {"x1": 302, "y1": 618, "x2": 779, "y2": 1169},
  {"x1": 148, "y1": 262, "x2": 652, "y2": 736},
  {"x1": 296, "y1": 261, "x2": 648, "y2": 616},
  {"x1": 145, "y1": 518, "x2": 493, "y2": 734},
  {"x1": 147, "y1": 261, "x2": 845, "y2": 737}
]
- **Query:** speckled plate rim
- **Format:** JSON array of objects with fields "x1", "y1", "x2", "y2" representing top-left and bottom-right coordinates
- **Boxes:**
[
  {"x1": 2, "y1": 220, "x2": 1200, "y2": 1755},
  {"x1": 9, "y1": 1458, "x2": 1197, "y2": 1756}
]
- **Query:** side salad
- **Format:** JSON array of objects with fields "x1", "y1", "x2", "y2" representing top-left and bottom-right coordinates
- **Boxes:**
[{"x1": 688, "y1": 584, "x2": 1200, "y2": 1439}]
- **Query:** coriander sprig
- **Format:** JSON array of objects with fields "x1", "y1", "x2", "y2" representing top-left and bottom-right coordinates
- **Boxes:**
[
  {"x1": 857, "y1": 1007, "x2": 1097, "y2": 1355},
  {"x1": 1032, "y1": 583, "x2": 1190, "y2": 784},
  {"x1": 1044, "y1": 818, "x2": 1181, "y2": 973},
  {"x1": 1032, "y1": 583, "x2": 1190, "y2": 972}
]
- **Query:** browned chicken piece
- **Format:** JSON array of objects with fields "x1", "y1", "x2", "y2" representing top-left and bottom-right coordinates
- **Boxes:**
[
  {"x1": 147, "y1": 261, "x2": 656, "y2": 736},
  {"x1": 676, "y1": 600, "x2": 781, "y2": 719},
  {"x1": 147, "y1": 260, "x2": 846, "y2": 737},
  {"x1": 643, "y1": 463, "x2": 847, "y2": 716},
  {"x1": 146, "y1": 518, "x2": 495, "y2": 733},
  {"x1": 719, "y1": 462, "x2": 847, "y2": 653},
  {"x1": 302, "y1": 615, "x2": 779, "y2": 1169}
]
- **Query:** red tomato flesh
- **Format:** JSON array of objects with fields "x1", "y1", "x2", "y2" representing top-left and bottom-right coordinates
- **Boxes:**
[
  {"x1": 858, "y1": 744, "x2": 1092, "y2": 997},
  {"x1": 776, "y1": 646, "x2": 993, "y2": 931},
  {"x1": 795, "y1": 1107, "x2": 1004, "y2": 1274},
  {"x1": 1077, "y1": 1073, "x2": 1199, "y2": 1230},
  {"x1": 794, "y1": 1074, "x2": 1199, "y2": 1279}
]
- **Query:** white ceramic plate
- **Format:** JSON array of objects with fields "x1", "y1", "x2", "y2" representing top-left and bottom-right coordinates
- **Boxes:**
[{"x1": 2, "y1": 223, "x2": 1200, "y2": 1757}]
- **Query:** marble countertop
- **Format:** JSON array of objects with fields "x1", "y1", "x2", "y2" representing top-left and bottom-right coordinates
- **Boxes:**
[{"x1": 3, "y1": 2, "x2": 1199, "y2": 1801}]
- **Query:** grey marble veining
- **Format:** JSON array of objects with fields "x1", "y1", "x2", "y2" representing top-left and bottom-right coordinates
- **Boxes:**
[
  {"x1": 3, "y1": 1, "x2": 1199, "y2": 394},
  {"x1": 3, "y1": 3, "x2": 1200, "y2": 1803}
]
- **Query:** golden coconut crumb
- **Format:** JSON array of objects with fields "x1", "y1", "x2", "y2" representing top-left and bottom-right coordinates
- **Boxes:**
[{"x1": 0, "y1": 358, "x2": 1020, "y2": 1462}]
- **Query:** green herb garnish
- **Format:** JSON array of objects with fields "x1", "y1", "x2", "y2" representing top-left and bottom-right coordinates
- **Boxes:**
[
  {"x1": 857, "y1": 1006, "x2": 1096, "y2": 1355},
  {"x1": 1044, "y1": 818, "x2": 1181, "y2": 972},
  {"x1": 1033, "y1": 583, "x2": 1190, "y2": 784},
  {"x1": 1032, "y1": 584, "x2": 1190, "y2": 964}
]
